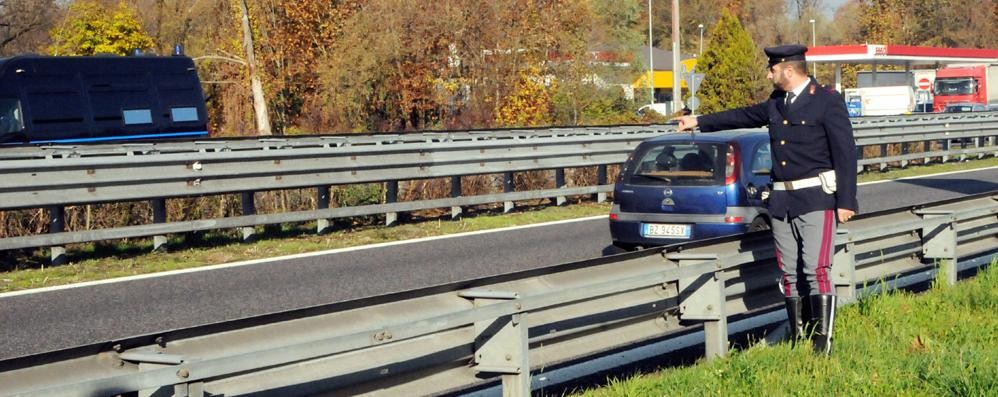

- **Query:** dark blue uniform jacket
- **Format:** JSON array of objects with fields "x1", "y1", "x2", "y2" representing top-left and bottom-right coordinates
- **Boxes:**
[{"x1": 697, "y1": 78, "x2": 858, "y2": 219}]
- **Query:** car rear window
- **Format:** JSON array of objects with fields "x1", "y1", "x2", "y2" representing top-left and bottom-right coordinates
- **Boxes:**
[{"x1": 623, "y1": 142, "x2": 726, "y2": 186}]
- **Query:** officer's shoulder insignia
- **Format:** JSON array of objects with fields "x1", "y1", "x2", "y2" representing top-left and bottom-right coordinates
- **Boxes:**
[{"x1": 809, "y1": 84, "x2": 817, "y2": 95}]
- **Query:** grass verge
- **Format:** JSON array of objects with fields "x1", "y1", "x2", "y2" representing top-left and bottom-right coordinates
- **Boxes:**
[
  {"x1": 573, "y1": 261, "x2": 998, "y2": 397},
  {"x1": 1, "y1": 157, "x2": 996, "y2": 293}
]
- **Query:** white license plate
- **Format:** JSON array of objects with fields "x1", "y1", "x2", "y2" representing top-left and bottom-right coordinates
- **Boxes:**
[{"x1": 641, "y1": 223, "x2": 691, "y2": 238}]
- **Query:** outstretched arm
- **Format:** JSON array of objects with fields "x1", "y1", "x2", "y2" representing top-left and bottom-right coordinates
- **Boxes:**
[{"x1": 674, "y1": 102, "x2": 770, "y2": 132}]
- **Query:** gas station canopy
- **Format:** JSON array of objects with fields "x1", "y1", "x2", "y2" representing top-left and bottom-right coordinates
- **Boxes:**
[
  {"x1": 807, "y1": 44, "x2": 998, "y2": 66},
  {"x1": 801, "y1": 44, "x2": 998, "y2": 92}
]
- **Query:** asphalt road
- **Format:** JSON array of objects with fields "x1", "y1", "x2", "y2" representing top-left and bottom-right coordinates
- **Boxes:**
[{"x1": 1, "y1": 167, "x2": 996, "y2": 360}]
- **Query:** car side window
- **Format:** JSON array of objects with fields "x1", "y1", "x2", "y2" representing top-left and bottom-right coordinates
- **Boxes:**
[{"x1": 750, "y1": 142, "x2": 772, "y2": 174}]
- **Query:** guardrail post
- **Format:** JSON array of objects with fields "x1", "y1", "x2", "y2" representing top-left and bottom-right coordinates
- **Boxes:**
[
  {"x1": 594, "y1": 165, "x2": 608, "y2": 203},
  {"x1": 922, "y1": 140, "x2": 931, "y2": 164},
  {"x1": 48, "y1": 206, "x2": 66, "y2": 265},
  {"x1": 878, "y1": 143, "x2": 888, "y2": 171},
  {"x1": 173, "y1": 381, "x2": 204, "y2": 397},
  {"x1": 832, "y1": 229, "x2": 857, "y2": 304},
  {"x1": 916, "y1": 209, "x2": 958, "y2": 286},
  {"x1": 316, "y1": 185, "x2": 332, "y2": 234},
  {"x1": 667, "y1": 253, "x2": 727, "y2": 359},
  {"x1": 240, "y1": 191, "x2": 256, "y2": 242},
  {"x1": 460, "y1": 291, "x2": 530, "y2": 397},
  {"x1": 554, "y1": 168, "x2": 567, "y2": 206},
  {"x1": 900, "y1": 142, "x2": 910, "y2": 168},
  {"x1": 942, "y1": 138, "x2": 952, "y2": 162},
  {"x1": 503, "y1": 172, "x2": 515, "y2": 213},
  {"x1": 151, "y1": 198, "x2": 168, "y2": 251},
  {"x1": 385, "y1": 181, "x2": 399, "y2": 226},
  {"x1": 451, "y1": 176, "x2": 463, "y2": 219}
]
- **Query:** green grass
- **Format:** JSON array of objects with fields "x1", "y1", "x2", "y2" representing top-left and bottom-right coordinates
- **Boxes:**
[
  {"x1": 857, "y1": 156, "x2": 998, "y2": 183},
  {"x1": 572, "y1": 261, "x2": 998, "y2": 397},
  {"x1": 1, "y1": 156, "x2": 995, "y2": 293}
]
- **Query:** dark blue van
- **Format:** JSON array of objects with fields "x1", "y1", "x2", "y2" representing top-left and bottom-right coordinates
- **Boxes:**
[
  {"x1": 609, "y1": 130, "x2": 772, "y2": 250},
  {"x1": 0, "y1": 54, "x2": 208, "y2": 145}
]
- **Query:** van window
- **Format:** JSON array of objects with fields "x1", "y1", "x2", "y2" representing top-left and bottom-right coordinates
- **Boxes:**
[
  {"x1": 0, "y1": 98, "x2": 24, "y2": 134},
  {"x1": 171, "y1": 107, "x2": 199, "y2": 122},
  {"x1": 122, "y1": 109, "x2": 153, "y2": 125},
  {"x1": 625, "y1": 142, "x2": 725, "y2": 186}
]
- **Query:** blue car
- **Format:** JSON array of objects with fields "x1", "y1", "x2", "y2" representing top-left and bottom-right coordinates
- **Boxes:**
[{"x1": 609, "y1": 130, "x2": 772, "y2": 250}]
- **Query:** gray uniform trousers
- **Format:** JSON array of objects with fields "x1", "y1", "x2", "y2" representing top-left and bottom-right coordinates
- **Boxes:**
[{"x1": 772, "y1": 208, "x2": 837, "y2": 298}]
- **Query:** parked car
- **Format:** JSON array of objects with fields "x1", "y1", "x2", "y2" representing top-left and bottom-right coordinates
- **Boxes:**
[
  {"x1": 609, "y1": 130, "x2": 772, "y2": 250},
  {"x1": 943, "y1": 102, "x2": 988, "y2": 113}
]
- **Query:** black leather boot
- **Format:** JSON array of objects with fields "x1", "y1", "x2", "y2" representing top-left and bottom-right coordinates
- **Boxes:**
[
  {"x1": 784, "y1": 296, "x2": 805, "y2": 343},
  {"x1": 809, "y1": 294, "x2": 837, "y2": 355}
]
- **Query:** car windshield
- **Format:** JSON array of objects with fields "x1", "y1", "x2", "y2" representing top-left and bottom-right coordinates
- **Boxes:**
[
  {"x1": 934, "y1": 78, "x2": 975, "y2": 96},
  {"x1": 625, "y1": 142, "x2": 725, "y2": 186}
]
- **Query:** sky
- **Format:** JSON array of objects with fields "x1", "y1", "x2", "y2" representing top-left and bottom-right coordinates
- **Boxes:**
[{"x1": 823, "y1": 0, "x2": 849, "y2": 17}]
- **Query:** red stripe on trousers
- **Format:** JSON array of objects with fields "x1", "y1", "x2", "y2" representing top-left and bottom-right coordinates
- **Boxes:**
[{"x1": 817, "y1": 210, "x2": 834, "y2": 294}]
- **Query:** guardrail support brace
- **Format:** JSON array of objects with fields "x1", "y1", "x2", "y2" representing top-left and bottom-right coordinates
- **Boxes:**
[
  {"x1": 595, "y1": 165, "x2": 608, "y2": 203},
  {"x1": 503, "y1": 172, "x2": 515, "y2": 213},
  {"x1": 832, "y1": 229, "x2": 857, "y2": 304},
  {"x1": 152, "y1": 198, "x2": 168, "y2": 251},
  {"x1": 240, "y1": 191, "x2": 256, "y2": 242},
  {"x1": 668, "y1": 253, "x2": 727, "y2": 359},
  {"x1": 900, "y1": 142, "x2": 910, "y2": 168},
  {"x1": 555, "y1": 168, "x2": 567, "y2": 206},
  {"x1": 462, "y1": 291, "x2": 530, "y2": 397},
  {"x1": 878, "y1": 143, "x2": 888, "y2": 171},
  {"x1": 48, "y1": 206, "x2": 66, "y2": 265},
  {"x1": 317, "y1": 185, "x2": 333, "y2": 234},
  {"x1": 916, "y1": 210, "x2": 958, "y2": 286},
  {"x1": 172, "y1": 381, "x2": 204, "y2": 397},
  {"x1": 451, "y1": 176, "x2": 463, "y2": 219},
  {"x1": 385, "y1": 181, "x2": 399, "y2": 226}
]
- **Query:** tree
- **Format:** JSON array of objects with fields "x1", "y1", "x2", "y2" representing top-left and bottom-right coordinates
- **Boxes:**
[
  {"x1": 0, "y1": 0, "x2": 60, "y2": 55},
  {"x1": 251, "y1": 0, "x2": 360, "y2": 134},
  {"x1": 496, "y1": 65, "x2": 555, "y2": 127},
  {"x1": 235, "y1": 0, "x2": 272, "y2": 135},
  {"x1": 48, "y1": 1, "x2": 155, "y2": 56},
  {"x1": 695, "y1": 8, "x2": 769, "y2": 114}
]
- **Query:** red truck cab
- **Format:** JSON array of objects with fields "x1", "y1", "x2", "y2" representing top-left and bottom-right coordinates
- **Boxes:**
[{"x1": 932, "y1": 64, "x2": 998, "y2": 112}]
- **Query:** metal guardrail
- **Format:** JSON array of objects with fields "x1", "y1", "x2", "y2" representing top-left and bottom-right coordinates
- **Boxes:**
[
  {"x1": 1, "y1": 193, "x2": 994, "y2": 397},
  {"x1": 1, "y1": 113, "x2": 996, "y2": 259}
]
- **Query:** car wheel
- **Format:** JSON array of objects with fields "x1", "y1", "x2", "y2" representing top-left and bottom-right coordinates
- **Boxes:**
[{"x1": 748, "y1": 217, "x2": 770, "y2": 232}]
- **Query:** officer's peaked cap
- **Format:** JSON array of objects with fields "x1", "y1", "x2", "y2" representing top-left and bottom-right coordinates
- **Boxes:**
[{"x1": 765, "y1": 45, "x2": 807, "y2": 67}]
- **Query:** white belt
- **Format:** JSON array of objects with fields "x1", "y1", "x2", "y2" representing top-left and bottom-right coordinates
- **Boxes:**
[
  {"x1": 772, "y1": 176, "x2": 822, "y2": 191},
  {"x1": 772, "y1": 170, "x2": 836, "y2": 192}
]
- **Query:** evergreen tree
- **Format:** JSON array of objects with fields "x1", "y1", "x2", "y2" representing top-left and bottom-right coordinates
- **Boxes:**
[
  {"x1": 695, "y1": 8, "x2": 769, "y2": 114},
  {"x1": 48, "y1": 1, "x2": 155, "y2": 56}
]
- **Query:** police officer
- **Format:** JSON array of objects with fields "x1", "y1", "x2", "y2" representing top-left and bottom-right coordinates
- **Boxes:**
[{"x1": 674, "y1": 45, "x2": 857, "y2": 355}]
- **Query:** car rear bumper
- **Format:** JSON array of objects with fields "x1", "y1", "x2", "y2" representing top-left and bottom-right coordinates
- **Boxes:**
[
  {"x1": 608, "y1": 205, "x2": 765, "y2": 248},
  {"x1": 609, "y1": 219, "x2": 750, "y2": 247}
]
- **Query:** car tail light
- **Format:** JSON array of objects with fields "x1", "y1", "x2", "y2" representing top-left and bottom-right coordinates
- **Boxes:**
[
  {"x1": 609, "y1": 213, "x2": 619, "y2": 221},
  {"x1": 724, "y1": 144, "x2": 739, "y2": 185},
  {"x1": 724, "y1": 216, "x2": 744, "y2": 223}
]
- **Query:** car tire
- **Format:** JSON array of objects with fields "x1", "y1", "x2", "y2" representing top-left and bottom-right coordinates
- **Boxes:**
[
  {"x1": 748, "y1": 217, "x2": 771, "y2": 232},
  {"x1": 613, "y1": 243, "x2": 635, "y2": 251}
]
